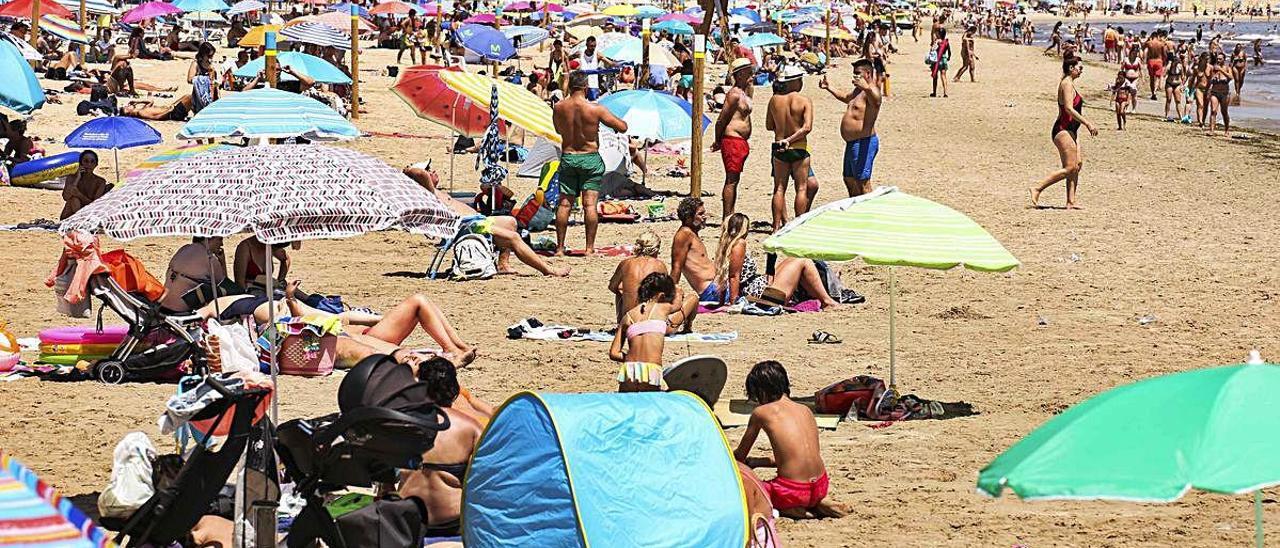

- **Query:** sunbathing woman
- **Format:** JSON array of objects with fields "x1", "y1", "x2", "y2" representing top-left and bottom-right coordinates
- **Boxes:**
[
  {"x1": 712, "y1": 213, "x2": 839, "y2": 309},
  {"x1": 404, "y1": 166, "x2": 569, "y2": 277},
  {"x1": 397, "y1": 357, "x2": 483, "y2": 538},
  {"x1": 198, "y1": 280, "x2": 477, "y2": 366},
  {"x1": 121, "y1": 95, "x2": 192, "y2": 121},
  {"x1": 608, "y1": 273, "x2": 697, "y2": 392}
]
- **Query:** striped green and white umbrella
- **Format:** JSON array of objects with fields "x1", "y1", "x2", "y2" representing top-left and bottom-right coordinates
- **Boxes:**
[
  {"x1": 177, "y1": 87, "x2": 359, "y2": 141},
  {"x1": 763, "y1": 186, "x2": 1018, "y2": 389}
]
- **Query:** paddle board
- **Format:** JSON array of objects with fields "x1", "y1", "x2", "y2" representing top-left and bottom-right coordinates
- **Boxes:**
[{"x1": 664, "y1": 354, "x2": 727, "y2": 407}]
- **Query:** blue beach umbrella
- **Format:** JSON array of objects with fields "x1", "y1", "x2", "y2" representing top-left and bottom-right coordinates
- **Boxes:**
[
  {"x1": 740, "y1": 32, "x2": 785, "y2": 47},
  {"x1": 178, "y1": 87, "x2": 359, "y2": 141},
  {"x1": 457, "y1": 23, "x2": 516, "y2": 61},
  {"x1": 635, "y1": 5, "x2": 665, "y2": 18},
  {"x1": 234, "y1": 51, "x2": 352, "y2": 84},
  {"x1": 598, "y1": 90, "x2": 710, "y2": 142},
  {"x1": 172, "y1": 0, "x2": 230, "y2": 11},
  {"x1": 328, "y1": 1, "x2": 370, "y2": 16},
  {"x1": 0, "y1": 40, "x2": 44, "y2": 114},
  {"x1": 653, "y1": 19, "x2": 693, "y2": 35},
  {"x1": 729, "y1": 7, "x2": 761, "y2": 22},
  {"x1": 65, "y1": 116, "x2": 163, "y2": 183}
]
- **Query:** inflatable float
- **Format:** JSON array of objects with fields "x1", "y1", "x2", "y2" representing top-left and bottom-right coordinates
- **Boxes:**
[
  {"x1": 7, "y1": 151, "x2": 79, "y2": 189},
  {"x1": 38, "y1": 325, "x2": 128, "y2": 346}
]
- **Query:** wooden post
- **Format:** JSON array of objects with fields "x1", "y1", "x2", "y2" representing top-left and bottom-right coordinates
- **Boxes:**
[
  {"x1": 824, "y1": 8, "x2": 831, "y2": 59},
  {"x1": 265, "y1": 31, "x2": 278, "y2": 88},
  {"x1": 30, "y1": 0, "x2": 40, "y2": 47},
  {"x1": 690, "y1": 34, "x2": 705, "y2": 199},
  {"x1": 717, "y1": 0, "x2": 732, "y2": 64},
  {"x1": 79, "y1": 0, "x2": 86, "y2": 32},
  {"x1": 435, "y1": 0, "x2": 443, "y2": 47},
  {"x1": 639, "y1": 18, "x2": 650, "y2": 87},
  {"x1": 350, "y1": 5, "x2": 360, "y2": 119}
]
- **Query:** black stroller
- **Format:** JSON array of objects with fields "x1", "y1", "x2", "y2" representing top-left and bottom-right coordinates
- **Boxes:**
[
  {"x1": 84, "y1": 271, "x2": 208, "y2": 384},
  {"x1": 115, "y1": 355, "x2": 450, "y2": 547}
]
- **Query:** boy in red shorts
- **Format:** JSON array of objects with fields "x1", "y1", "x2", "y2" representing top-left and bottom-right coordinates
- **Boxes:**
[{"x1": 734, "y1": 361, "x2": 846, "y2": 519}]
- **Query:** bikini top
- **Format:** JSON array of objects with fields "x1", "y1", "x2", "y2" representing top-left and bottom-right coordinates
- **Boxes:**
[{"x1": 626, "y1": 319, "x2": 668, "y2": 340}]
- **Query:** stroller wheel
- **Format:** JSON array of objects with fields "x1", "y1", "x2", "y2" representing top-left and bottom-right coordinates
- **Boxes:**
[{"x1": 95, "y1": 360, "x2": 127, "y2": 384}]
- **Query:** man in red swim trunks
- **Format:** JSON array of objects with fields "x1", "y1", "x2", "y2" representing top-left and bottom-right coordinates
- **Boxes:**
[
  {"x1": 710, "y1": 58, "x2": 755, "y2": 220},
  {"x1": 1144, "y1": 30, "x2": 1169, "y2": 100},
  {"x1": 734, "y1": 361, "x2": 846, "y2": 519}
]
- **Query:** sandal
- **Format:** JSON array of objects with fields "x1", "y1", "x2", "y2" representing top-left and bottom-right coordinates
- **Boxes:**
[{"x1": 808, "y1": 330, "x2": 842, "y2": 344}]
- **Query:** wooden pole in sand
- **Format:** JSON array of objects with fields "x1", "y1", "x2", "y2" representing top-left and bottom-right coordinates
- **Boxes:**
[
  {"x1": 690, "y1": 34, "x2": 705, "y2": 199},
  {"x1": 824, "y1": 8, "x2": 831, "y2": 60},
  {"x1": 79, "y1": 0, "x2": 86, "y2": 32},
  {"x1": 639, "y1": 18, "x2": 650, "y2": 87},
  {"x1": 350, "y1": 4, "x2": 360, "y2": 120},
  {"x1": 265, "y1": 31, "x2": 278, "y2": 88}
]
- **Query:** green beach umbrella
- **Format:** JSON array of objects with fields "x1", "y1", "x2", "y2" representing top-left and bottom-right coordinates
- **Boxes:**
[
  {"x1": 762, "y1": 186, "x2": 1018, "y2": 389},
  {"x1": 978, "y1": 361, "x2": 1280, "y2": 547}
]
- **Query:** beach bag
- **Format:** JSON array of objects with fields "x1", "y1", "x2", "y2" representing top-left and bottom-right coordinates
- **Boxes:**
[
  {"x1": 278, "y1": 332, "x2": 336, "y2": 377},
  {"x1": 207, "y1": 321, "x2": 258, "y2": 374},
  {"x1": 98, "y1": 432, "x2": 157, "y2": 519},
  {"x1": 924, "y1": 49, "x2": 937, "y2": 66},
  {"x1": 450, "y1": 233, "x2": 497, "y2": 281},
  {"x1": 302, "y1": 293, "x2": 344, "y2": 314},
  {"x1": 815, "y1": 375, "x2": 896, "y2": 419},
  {"x1": 101, "y1": 249, "x2": 165, "y2": 302}
]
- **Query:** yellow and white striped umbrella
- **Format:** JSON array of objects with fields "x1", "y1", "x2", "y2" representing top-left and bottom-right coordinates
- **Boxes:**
[
  {"x1": 438, "y1": 71, "x2": 560, "y2": 144},
  {"x1": 601, "y1": 3, "x2": 636, "y2": 15}
]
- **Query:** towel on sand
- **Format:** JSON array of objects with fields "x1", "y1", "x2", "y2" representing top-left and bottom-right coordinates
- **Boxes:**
[{"x1": 507, "y1": 318, "x2": 736, "y2": 343}]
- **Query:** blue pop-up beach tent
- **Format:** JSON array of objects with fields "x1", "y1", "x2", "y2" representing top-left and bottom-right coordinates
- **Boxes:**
[{"x1": 463, "y1": 392, "x2": 748, "y2": 547}]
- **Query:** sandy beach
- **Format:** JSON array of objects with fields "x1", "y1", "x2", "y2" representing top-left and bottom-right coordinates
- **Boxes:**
[{"x1": 2, "y1": 23, "x2": 1279, "y2": 546}]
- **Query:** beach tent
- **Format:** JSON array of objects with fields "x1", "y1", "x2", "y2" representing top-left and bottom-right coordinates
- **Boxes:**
[{"x1": 463, "y1": 392, "x2": 748, "y2": 548}]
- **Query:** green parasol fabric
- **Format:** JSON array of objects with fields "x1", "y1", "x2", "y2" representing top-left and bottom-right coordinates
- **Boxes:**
[
  {"x1": 978, "y1": 363, "x2": 1280, "y2": 547},
  {"x1": 762, "y1": 186, "x2": 1018, "y2": 389}
]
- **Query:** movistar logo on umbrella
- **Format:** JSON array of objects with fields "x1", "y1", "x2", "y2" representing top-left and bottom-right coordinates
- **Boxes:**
[{"x1": 490, "y1": 44, "x2": 500, "y2": 54}]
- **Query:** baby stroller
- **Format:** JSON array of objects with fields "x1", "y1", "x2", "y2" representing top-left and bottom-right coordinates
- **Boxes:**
[
  {"x1": 277, "y1": 354, "x2": 450, "y2": 547},
  {"x1": 85, "y1": 270, "x2": 209, "y2": 384}
]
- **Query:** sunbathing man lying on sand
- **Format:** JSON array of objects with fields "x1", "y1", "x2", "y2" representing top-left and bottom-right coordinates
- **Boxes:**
[
  {"x1": 735, "y1": 361, "x2": 846, "y2": 519},
  {"x1": 198, "y1": 280, "x2": 477, "y2": 367},
  {"x1": 404, "y1": 166, "x2": 569, "y2": 277}
]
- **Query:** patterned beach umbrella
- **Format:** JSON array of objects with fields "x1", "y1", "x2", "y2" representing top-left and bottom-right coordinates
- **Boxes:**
[
  {"x1": 763, "y1": 187, "x2": 1018, "y2": 390},
  {"x1": 392, "y1": 65, "x2": 506, "y2": 138},
  {"x1": 61, "y1": 144, "x2": 459, "y2": 244},
  {"x1": 125, "y1": 142, "x2": 235, "y2": 180},
  {"x1": 438, "y1": 71, "x2": 559, "y2": 144},
  {"x1": 0, "y1": 450, "x2": 115, "y2": 547},
  {"x1": 280, "y1": 21, "x2": 351, "y2": 49},
  {"x1": 1, "y1": 31, "x2": 42, "y2": 60},
  {"x1": 178, "y1": 88, "x2": 359, "y2": 141},
  {"x1": 39, "y1": 15, "x2": 88, "y2": 42},
  {"x1": 226, "y1": 0, "x2": 265, "y2": 15},
  {"x1": 475, "y1": 85, "x2": 507, "y2": 190}
]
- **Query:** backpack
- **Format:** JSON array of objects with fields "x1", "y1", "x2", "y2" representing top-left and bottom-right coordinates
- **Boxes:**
[
  {"x1": 449, "y1": 233, "x2": 497, "y2": 281},
  {"x1": 814, "y1": 375, "x2": 897, "y2": 420}
]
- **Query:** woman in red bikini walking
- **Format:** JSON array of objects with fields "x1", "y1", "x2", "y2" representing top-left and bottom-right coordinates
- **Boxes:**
[{"x1": 1031, "y1": 56, "x2": 1098, "y2": 210}]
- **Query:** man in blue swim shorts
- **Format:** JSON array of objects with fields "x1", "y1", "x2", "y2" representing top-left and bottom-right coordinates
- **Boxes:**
[{"x1": 820, "y1": 58, "x2": 883, "y2": 197}]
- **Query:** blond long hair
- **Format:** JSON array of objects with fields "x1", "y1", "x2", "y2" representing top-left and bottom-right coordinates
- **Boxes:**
[{"x1": 712, "y1": 213, "x2": 749, "y2": 289}]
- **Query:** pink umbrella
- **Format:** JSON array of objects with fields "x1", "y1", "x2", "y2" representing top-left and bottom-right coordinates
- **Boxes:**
[
  {"x1": 656, "y1": 12, "x2": 700, "y2": 23},
  {"x1": 463, "y1": 13, "x2": 506, "y2": 25},
  {"x1": 503, "y1": 1, "x2": 533, "y2": 11},
  {"x1": 122, "y1": 0, "x2": 183, "y2": 23},
  {"x1": 369, "y1": 0, "x2": 415, "y2": 14}
]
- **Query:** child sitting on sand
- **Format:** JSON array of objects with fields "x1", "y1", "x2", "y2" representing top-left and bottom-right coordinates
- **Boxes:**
[{"x1": 734, "y1": 360, "x2": 845, "y2": 519}]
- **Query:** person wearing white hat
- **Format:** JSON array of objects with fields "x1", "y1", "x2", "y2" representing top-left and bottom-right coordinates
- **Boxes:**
[
  {"x1": 765, "y1": 64, "x2": 816, "y2": 232},
  {"x1": 711, "y1": 57, "x2": 756, "y2": 220}
]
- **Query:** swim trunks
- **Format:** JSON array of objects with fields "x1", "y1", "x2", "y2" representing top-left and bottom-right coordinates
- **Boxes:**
[
  {"x1": 558, "y1": 152, "x2": 605, "y2": 197},
  {"x1": 1147, "y1": 58, "x2": 1165, "y2": 78},
  {"x1": 466, "y1": 217, "x2": 494, "y2": 235},
  {"x1": 699, "y1": 282, "x2": 728, "y2": 303},
  {"x1": 720, "y1": 135, "x2": 750, "y2": 174},
  {"x1": 772, "y1": 148, "x2": 810, "y2": 163},
  {"x1": 679, "y1": 74, "x2": 694, "y2": 88},
  {"x1": 761, "y1": 472, "x2": 829, "y2": 511},
  {"x1": 842, "y1": 134, "x2": 879, "y2": 181}
]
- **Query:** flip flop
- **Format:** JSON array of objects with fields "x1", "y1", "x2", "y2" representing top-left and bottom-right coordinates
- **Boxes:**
[{"x1": 808, "y1": 330, "x2": 842, "y2": 344}]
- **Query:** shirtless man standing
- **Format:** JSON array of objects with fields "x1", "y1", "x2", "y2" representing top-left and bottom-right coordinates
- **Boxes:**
[
  {"x1": 1144, "y1": 30, "x2": 1169, "y2": 100},
  {"x1": 60, "y1": 151, "x2": 112, "y2": 219},
  {"x1": 821, "y1": 59, "x2": 882, "y2": 197},
  {"x1": 765, "y1": 65, "x2": 815, "y2": 232},
  {"x1": 669, "y1": 197, "x2": 722, "y2": 302},
  {"x1": 551, "y1": 71, "x2": 628, "y2": 256},
  {"x1": 710, "y1": 58, "x2": 754, "y2": 220}
]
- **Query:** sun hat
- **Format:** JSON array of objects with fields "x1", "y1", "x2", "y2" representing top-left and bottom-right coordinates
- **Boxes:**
[
  {"x1": 777, "y1": 63, "x2": 805, "y2": 83},
  {"x1": 730, "y1": 57, "x2": 753, "y2": 73}
]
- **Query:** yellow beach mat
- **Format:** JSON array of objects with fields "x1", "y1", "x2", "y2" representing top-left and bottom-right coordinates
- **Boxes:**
[{"x1": 713, "y1": 398, "x2": 841, "y2": 430}]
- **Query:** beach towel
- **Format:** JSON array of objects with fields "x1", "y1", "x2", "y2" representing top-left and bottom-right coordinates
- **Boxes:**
[
  {"x1": 506, "y1": 318, "x2": 736, "y2": 343},
  {"x1": 45, "y1": 232, "x2": 105, "y2": 304}
]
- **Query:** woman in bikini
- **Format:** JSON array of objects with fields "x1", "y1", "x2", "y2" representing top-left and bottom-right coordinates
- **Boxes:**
[
  {"x1": 1192, "y1": 51, "x2": 1210, "y2": 126},
  {"x1": 1163, "y1": 54, "x2": 1186, "y2": 122},
  {"x1": 608, "y1": 273, "x2": 697, "y2": 393},
  {"x1": 1031, "y1": 57, "x2": 1097, "y2": 210},
  {"x1": 711, "y1": 213, "x2": 839, "y2": 309},
  {"x1": 233, "y1": 236, "x2": 291, "y2": 295},
  {"x1": 1230, "y1": 43, "x2": 1248, "y2": 104},
  {"x1": 121, "y1": 95, "x2": 192, "y2": 121},
  {"x1": 198, "y1": 280, "x2": 477, "y2": 366},
  {"x1": 187, "y1": 42, "x2": 218, "y2": 114},
  {"x1": 1120, "y1": 47, "x2": 1143, "y2": 111},
  {"x1": 1206, "y1": 52, "x2": 1232, "y2": 136},
  {"x1": 396, "y1": 357, "x2": 484, "y2": 539}
]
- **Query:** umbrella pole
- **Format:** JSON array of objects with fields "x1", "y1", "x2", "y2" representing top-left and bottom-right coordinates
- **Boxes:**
[
  {"x1": 1256, "y1": 490, "x2": 1264, "y2": 548},
  {"x1": 888, "y1": 266, "x2": 897, "y2": 389},
  {"x1": 113, "y1": 148, "x2": 121, "y2": 186},
  {"x1": 265, "y1": 244, "x2": 277, "y2": 423}
]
